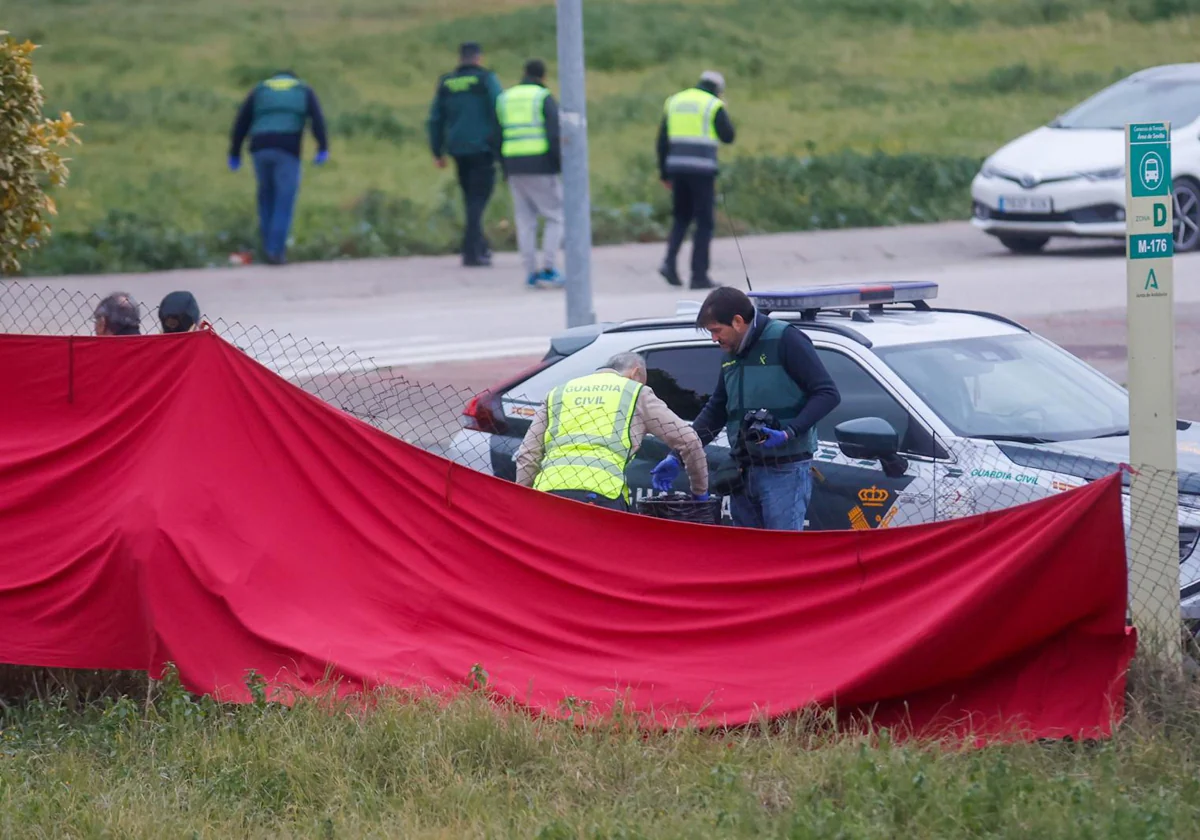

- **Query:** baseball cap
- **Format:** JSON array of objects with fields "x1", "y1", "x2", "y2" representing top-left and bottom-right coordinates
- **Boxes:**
[{"x1": 158, "y1": 291, "x2": 201, "y2": 334}]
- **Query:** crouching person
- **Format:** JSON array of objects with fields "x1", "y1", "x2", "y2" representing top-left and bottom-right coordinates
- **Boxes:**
[{"x1": 516, "y1": 352, "x2": 708, "y2": 510}]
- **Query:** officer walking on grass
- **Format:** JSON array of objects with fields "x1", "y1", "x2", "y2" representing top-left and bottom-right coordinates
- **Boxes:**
[
  {"x1": 651, "y1": 287, "x2": 840, "y2": 530},
  {"x1": 497, "y1": 58, "x2": 565, "y2": 291},
  {"x1": 428, "y1": 42, "x2": 504, "y2": 268},
  {"x1": 657, "y1": 70, "x2": 735, "y2": 290},
  {"x1": 229, "y1": 70, "x2": 329, "y2": 266}
]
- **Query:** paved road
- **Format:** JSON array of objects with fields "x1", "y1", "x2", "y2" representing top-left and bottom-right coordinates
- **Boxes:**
[
  {"x1": 7, "y1": 222, "x2": 1200, "y2": 442},
  {"x1": 8, "y1": 221, "x2": 1197, "y2": 371}
]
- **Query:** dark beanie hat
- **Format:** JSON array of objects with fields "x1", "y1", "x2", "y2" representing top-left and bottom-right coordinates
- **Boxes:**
[{"x1": 158, "y1": 291, "x2": 201, "y2": 334}]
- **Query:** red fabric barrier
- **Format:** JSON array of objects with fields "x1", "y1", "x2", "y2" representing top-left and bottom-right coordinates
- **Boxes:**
[{"x1": 0, "y1": 332, "x2": 1135, "y2": 741}]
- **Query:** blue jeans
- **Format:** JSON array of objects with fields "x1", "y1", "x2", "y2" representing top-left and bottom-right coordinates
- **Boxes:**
[
  {"x1": 730, "y1": 461, "x2": 814, "y2": 531},
  {"x1": 252, "y1": 149, "x2": 301, "y2": 260}
]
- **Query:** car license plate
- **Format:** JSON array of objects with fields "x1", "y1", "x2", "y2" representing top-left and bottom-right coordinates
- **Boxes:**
[{"x1": 998, "y1": 196, "x2": 1052, "y2": 213}]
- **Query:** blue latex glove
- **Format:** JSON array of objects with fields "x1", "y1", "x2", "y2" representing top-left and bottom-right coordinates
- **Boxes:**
[
  {"x1": 693, "y1": 492, "x2": 710, "y2": 501},
  {"x1": 227, "y1": 155, "x2": 241, "y2": 172},
  {"x1": 761, "y1": 427, "x2": 792, "y2": 450},
  {"x1": 651, "y1": 454, "x2": 680, "y2": 492},
  {"x1": 314, "y1": 149, "x2": 329, "y2": 165}
]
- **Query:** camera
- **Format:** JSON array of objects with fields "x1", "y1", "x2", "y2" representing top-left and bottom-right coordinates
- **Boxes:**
[{"x1": 742, "y1": 408, "x2": 779, "y2": 445}]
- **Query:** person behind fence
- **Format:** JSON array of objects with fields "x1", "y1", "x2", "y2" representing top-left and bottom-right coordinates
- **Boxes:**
[
  {"x1": 92, "y1": 292, "x2": 141, "y2": 336},
  {"x1": 497, "y1": 58, "x2": 565, "y2": 291},
  {"x1": 228, "y1": 69, "x2": 330, "y2": 266},
  {"x1": 516, "y1": 352, "x2": 709, "y2": 511},
  {"x1": 158, "y1": 291, "x2": 201, "y2": 334},
  {"x1": 657, "y1": 70, "x2": 735, "y2": 291},
  {"x1": 427, "y1": 41, "x2": 503, "y2": 268},
  {"x1": 651, "y1": 287, "x2": 840, "y2": 530}
]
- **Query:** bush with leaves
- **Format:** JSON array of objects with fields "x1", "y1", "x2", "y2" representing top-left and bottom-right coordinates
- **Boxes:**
[{"x1": 0, "y1": 31, "x2": 81, "y2": 276}]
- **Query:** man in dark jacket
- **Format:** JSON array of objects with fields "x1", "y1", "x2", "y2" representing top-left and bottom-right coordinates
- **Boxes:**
[
  {"x1": 428, "y1": 42, "x2": 504, "y2": 267},
  {"x1": 497, "y1": 58, "x2": 564, "y2": 290},
  {"x1": 650, "y1": 287, "x2": 841, "y2": 531},
  {"x1": 656, "y1": 70, "x2": 735, "y2": 290},
  {"x1": 229, "y1": 70, "x2": 329, "y2": 266}
]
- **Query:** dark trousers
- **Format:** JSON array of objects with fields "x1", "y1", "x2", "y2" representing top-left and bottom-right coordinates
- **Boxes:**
[
  {"x1": 548, "y1": 489, "x2": 629, "y2": 511},
  {"x1": 664, "y1": 173, "x2": 716, "y2": 282},
  {"x1": 251, "y1": 149, "x2": 301, "y2": 261},
  {"x1": 454, "y1": 153, "x2": 496, "y2": 264}
]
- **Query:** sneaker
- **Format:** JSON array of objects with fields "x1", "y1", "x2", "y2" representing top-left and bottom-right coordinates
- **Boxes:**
[
  {"x1": 659, "y1": 262, "x2": 682, "y2": 287},
  {"x1": 525, "y1": 272, "x2": 542, "y2": 290},
  {"x1": 537, "y1": 268, "x2": 565, "y2": 288}
]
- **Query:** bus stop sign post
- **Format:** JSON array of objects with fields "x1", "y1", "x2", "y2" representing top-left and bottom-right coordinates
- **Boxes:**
[{"x1": 1125, "y1": 120, "x2": 1181, "y2": 664}]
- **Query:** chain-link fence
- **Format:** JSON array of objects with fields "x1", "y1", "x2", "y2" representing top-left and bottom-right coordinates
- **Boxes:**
[{"x1": 3, "y1": 283, "x2": 1196, "y2": 651}]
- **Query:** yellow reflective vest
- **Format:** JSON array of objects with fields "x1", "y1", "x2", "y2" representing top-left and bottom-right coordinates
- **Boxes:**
[
  {"x1": 534, "y1": 372, "x2": 643, "y2": 502},
  {"x1": 663, "y1": 87, "x2": 724, "y2": 175},
  {"x1": 497, "y1": 83, "x2": 551, "y2": 159}
]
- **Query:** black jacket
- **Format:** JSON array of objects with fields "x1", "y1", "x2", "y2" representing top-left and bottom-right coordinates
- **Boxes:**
[
  {"x1": 500, "y1": 78, "x2": 562, "y2": 176},
  {"x1": 656, "y1": 85, "x2": 735, "y2": 180}
]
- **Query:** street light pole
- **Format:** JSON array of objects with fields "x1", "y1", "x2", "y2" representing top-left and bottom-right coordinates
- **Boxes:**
[{"x1": 555, "y1": 0, "x2": 596, "y2": 327}]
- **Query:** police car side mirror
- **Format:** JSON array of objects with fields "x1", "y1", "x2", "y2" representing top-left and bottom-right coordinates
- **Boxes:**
[
  {"x1": 835, "y1": 417, "x2": 900, "y2": 460},
  {"x1": 835, "y1": 418, "x2": 908, "y2": 479}
]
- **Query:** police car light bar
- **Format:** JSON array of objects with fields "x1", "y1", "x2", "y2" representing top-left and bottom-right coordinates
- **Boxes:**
[{"x1": 748, "y1": 281, "x2": 938, "y2": 315}]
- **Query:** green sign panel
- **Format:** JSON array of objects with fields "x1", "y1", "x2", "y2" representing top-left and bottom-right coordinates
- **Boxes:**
[
  {"x1": 1130, "y1": 233, "x2": 1174, "y2": 259},
  {"x1": 1129, "y1": 121, "x2": 1171, "y2": 198}
]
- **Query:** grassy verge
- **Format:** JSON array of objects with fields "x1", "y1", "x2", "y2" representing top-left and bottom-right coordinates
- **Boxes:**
[
  {"x1": 10, "y1": 0, "x2": 1200, "y2": 274},
  {"x1": 1, "y1": 662, "x2": 1199, "y2": 837}
]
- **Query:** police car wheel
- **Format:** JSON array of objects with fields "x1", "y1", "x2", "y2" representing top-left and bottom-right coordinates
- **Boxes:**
[
  {"x1": 997, "y1": 234, "x2": 1049, "y2": 254},
  {"x1": 1173, "y1": 178, "x2": 1200, "y2": 253}
]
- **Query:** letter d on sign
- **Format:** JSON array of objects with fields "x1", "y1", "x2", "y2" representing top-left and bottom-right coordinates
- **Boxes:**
[{"x1": 1154, "y1": 202, "x2": 1168, "y2": 227}]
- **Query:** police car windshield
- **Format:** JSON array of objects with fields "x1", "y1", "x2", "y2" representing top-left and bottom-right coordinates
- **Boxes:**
[{"x1": 874, "y1": 333, "x2": 1128, "y2": 443}]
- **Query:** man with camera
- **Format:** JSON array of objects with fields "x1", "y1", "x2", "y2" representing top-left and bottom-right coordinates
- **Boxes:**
[{"x1": 650, "y1": 287, "x2": 840, "y2": 530}]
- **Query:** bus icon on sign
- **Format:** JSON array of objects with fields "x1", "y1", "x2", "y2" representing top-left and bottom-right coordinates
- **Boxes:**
[{"x1": 1141, "y1": 152, "x2": 1164, "y2": 191}]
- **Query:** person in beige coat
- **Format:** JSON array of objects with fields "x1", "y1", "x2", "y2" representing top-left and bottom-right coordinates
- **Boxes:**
[{"x1": 515, "y1": 352, "x2": 709, "y2": 510}]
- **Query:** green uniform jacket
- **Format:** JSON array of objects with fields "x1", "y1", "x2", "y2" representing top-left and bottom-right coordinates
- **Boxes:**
[{"x1": 427, "y1": 65, "x2": 504, "y2": 158}]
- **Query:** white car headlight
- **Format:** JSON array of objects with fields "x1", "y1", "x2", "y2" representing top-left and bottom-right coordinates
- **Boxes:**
[{"x1": 1081, "y1": 167, "x2": 1124, "y2": 181}]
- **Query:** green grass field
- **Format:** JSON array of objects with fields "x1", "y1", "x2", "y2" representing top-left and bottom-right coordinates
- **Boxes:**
[
  {"x1": 10, "y1": 0, "x2": 1200, "y2": 272},
  {"x1": 1, "y1": 664, "x2": 1199, "y2": 837}
]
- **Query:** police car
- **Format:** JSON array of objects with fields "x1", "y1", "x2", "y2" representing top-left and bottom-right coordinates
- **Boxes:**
[{"x1": 446, "y1": 282, "x2": 1200, "y2": 621}]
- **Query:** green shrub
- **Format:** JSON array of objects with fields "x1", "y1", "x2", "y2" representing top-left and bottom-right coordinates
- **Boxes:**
[
  {"x1": 0, "y1": 32, "x2": 82, "y2": 275},
  {"x1": 22, "y1": 151, "x2": 980, "y2": 276},
  {"x1": 720, "y1": 151, "x2": 981, "y2": 232}
]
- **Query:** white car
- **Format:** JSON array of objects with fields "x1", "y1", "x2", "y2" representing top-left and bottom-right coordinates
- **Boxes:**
[
  {"x1": 971, "y1": 62, "x2": 1200, "y2": 253},
  {"x1": 446, "y1": 282, "x2": 1200, "y2": 624}
]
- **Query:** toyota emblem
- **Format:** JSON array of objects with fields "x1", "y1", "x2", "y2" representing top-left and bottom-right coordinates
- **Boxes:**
[{"x1": 1020, "y1": 175, "x2": 1037, "y2": 188}]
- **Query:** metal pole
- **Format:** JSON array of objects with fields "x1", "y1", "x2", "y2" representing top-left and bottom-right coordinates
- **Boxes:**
[{"x1": 556, "y1": 0, "x2": 596, "y2": 327}]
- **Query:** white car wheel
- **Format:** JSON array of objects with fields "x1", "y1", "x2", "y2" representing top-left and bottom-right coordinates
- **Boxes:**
[{"x1": 1173, "y1": 178, "x2": 1200, "y2": 253}]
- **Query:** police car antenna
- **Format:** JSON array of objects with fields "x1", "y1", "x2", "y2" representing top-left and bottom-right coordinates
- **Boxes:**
[{"x1": 719, "y1": 185, "x2": 753, "y2": 291}]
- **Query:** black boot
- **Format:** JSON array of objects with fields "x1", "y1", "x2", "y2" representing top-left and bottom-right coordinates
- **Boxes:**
[{"x1": 659, "y1": 262, "x2": 682, "y2": 287}]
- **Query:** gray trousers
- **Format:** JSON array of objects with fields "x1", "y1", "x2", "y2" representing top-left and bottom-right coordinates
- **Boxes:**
[{"x1": 508, "y1": 174, "x2": 564, "y2": 275}]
